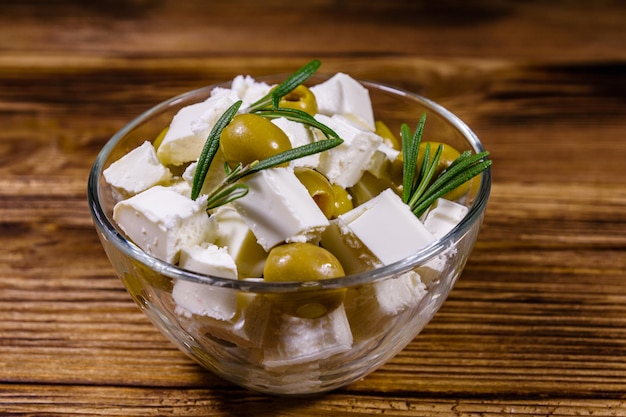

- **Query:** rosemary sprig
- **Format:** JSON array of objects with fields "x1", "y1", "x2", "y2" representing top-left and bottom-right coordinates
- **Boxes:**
[{"x1": 401, "y1": 113, "x2": 492, "y2": 217}]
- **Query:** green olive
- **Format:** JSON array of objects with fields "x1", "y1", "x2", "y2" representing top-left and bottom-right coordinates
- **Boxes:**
[
  {"x1": 220, "y1": 113, "x2": 292, "y2": 167},
  {"x1": 263, "y1": 242, "x2": 346, "y2": 318},
  {"x1": 277, "y1": 84, "x2": 318, "y2": 116},
  {"x1": 331, "y1": 184, "x2": 353, "y2": 218},
  {"x1": 294, "y1": 168, "x2": 335, "y2": 219},
  {"x1": 375, "y1": 120, "x2": 401, "y2": 151}
]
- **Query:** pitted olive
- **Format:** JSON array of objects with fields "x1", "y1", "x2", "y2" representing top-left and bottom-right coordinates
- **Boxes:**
[
  {"x1": 294, "y1": 168, "x2": 335, "y2": 219},
  {"x1": 277, "y1": 84, "x2": 318, "y2": 116}
]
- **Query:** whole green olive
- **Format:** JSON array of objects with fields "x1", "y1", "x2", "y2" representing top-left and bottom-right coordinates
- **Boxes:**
[
  {"x1": 331, "y1": 184, "x2": 353, "y2": 218},
  {"x1": 294, "y1": 168, "x2": 335, "y2": 219},
  {"x1": 220, "y1": 113, "x2": 292, "y2": 167},
  {"x1": 263, "y1": 242, "x2": 346, "y2": 318},
  {"x1": 277, "y1": 84, "x2": 318, "y2": 116}
]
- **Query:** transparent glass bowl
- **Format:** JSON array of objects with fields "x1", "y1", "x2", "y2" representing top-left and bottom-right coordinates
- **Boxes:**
[{"x1": 88, "y1": 75, "x2": 491, "y2": 395}]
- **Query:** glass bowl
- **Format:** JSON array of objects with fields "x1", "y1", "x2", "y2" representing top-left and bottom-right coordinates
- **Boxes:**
[{"x1": 87, "y1": 74, "x2": 491, "y2": 395}]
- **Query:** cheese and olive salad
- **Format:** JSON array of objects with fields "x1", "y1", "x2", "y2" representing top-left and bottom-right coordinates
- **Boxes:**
[{"x1": 103, "y1": 65, "x2": 486, "y2": 369}]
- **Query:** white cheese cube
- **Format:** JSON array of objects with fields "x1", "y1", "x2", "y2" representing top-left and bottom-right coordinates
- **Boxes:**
[
  {"x1": 177, "y1": 286, "x2": 272, "y2": 349},
  {"x1": 325, "y1": 189, "x2": 435, "y2": 267},
  {"x1": 112, "y1": 186, "x2": 214, "y2": 264},
  {"x1": 103, "y1": 141, "x2": 171, "y2": 196},
  {"x1": 344, "y1": 271, "x2": 427, "y2": 340},
  {"x1": 212, "y1": 206, "x2": 268, "y2": 278},
  {"x1": 422, "y1": 198, "x2": 469, "y2": 239},
  {"x1": 179, "y1": 243, "x2": 238, "y2": 278},
  {"x1": 418, "y1": 250, "x2": 454, "y2": 286},
  {"x1": 157, "y1": 95, "x2": 235, "y2": 166},
  {"x1": 271, "y1": 117, "x2": 320, "y2": 168},
  {"x1": 232, "y1": 167, "x2": 330, "y2": 251},
  {"x1": 310, "y1": 72, "x2": 375, "y2": 130},
  {"x1": 372, "y1": 271, "x2": 427, "y2": 315},
  {"x1": 262, "y1": 304, "x2": 353, "y2": 368},
  {"x1": 173, "y1": 244, "x2": 238, "y2": 321},
  {"x1": 315, "y1": 114, "x2": 383, "y2": 188},
  {"x1": 320, "y1": 221, "x2": 382, "y2": 275}
]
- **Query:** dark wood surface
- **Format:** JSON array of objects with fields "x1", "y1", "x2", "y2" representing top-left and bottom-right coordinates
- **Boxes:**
[{"x1": 2, "y1": 1, "x2": 626, "y2": 415}]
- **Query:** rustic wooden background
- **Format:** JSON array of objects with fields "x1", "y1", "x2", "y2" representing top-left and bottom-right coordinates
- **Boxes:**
[{"x1": 1, "y1": 0, "x2": 626, "y2": 415}]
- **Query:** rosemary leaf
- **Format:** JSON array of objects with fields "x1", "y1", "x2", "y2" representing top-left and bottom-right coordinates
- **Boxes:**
[
  {"x1": 191, "y1": 100, "x2": 242, "y2": 200},
  {"x1": 401, "y1": 113, "x2": 426, "y2": 203},
  {"x1": 407, "y1": 143, "x2": 442, "y2": 209}
]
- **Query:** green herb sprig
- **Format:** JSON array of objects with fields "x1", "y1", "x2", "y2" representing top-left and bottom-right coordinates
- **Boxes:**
[
  {"x1": 191, "y1": 60, "x2": 343, "y2": 208},
  {"x1": 401, "y1": 113, "x2": 492, "y2": 217}
]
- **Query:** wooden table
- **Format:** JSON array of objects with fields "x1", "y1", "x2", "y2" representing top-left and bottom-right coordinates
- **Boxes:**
[{"x1": 2, "y1": 1, "x2": 625, "y2": 415}]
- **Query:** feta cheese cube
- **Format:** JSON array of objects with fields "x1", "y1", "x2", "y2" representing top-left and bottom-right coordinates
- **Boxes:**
[
  {"x1": 112, "y1": 186, "x2": 214, "y2": 264},
  {"x1": 103, "y1": 141, "x2": 171, "y2": 196},
  {"x1": 422, "y1": 198, "x2": 469, "y2": 239},
  {"x1": 271, "y1": 117, "x2": 320, "y2": 168},
  {"x1": 344, "y1": 271, "x2": 427, "y2": 340},
  {"x1": 320, "y1": 221, "x2": 381, "y2": 275},
  {"x1": 232, "y1": 167, "x2": 330, "y2": 251},
  {"x1": 177, "y1": 287, "x2": 272, "y2": 349},
  {"x1": 173, "y1": 244, "x2": 238, "y2": 321},
  {"x1": 322, "y1": 189, "x2": 435, "y2": 268},
  {"x1": 262, "y1": 304, "x2": 353, "y2": 368},
  {"x1": 157, "y1": 95, "x2": 235, "y2": 166},
  {"x1": 310, "y1": 72, "x2": 375, "y2": 130},
  {"x1": 212, "y1": 206, "x2": 268, "y2": 278},
  {"x1": 315, "y1": 114, "x2": 383, "y2": 188}
]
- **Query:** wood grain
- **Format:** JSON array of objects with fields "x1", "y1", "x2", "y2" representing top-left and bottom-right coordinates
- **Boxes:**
[{"x1": 1, "y1": 0, "x2": 626, "y2": 415}]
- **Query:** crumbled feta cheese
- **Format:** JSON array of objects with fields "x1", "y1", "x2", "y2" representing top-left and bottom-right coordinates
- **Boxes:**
[{"x1": 103, "y1": 141, "x2": 171, "y2": 196}]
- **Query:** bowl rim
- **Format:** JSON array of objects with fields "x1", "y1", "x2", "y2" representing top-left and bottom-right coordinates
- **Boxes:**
[{"x1": 87, "y1": 76, "x2": 491, "y2": 292}]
